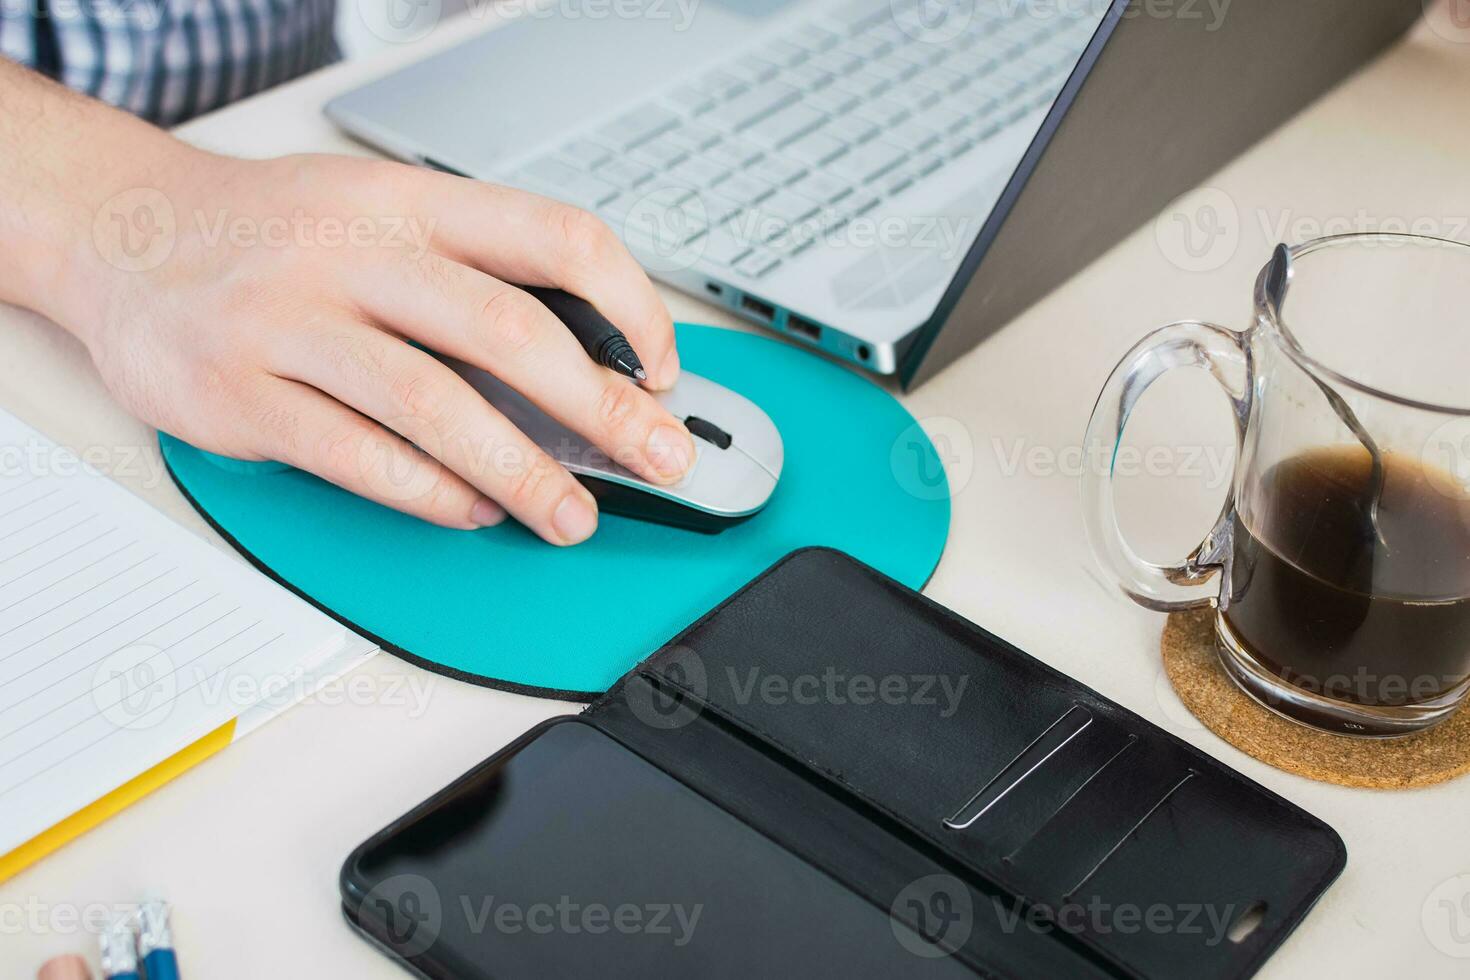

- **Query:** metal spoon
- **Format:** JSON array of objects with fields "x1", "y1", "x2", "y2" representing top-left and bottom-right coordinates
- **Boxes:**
[{"x1": 1264, "y1": 244, "x2": 1388, "y2": 551}]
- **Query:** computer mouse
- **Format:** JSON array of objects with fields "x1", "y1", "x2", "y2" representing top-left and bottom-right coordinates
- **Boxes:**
[{"x1": 440, "y1": 358, "x2": 784, "y2": 533}]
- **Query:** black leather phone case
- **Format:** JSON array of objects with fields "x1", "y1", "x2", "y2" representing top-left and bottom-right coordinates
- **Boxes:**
[{"x1": 585, "y1": 548, "x2": 1346, "y2": 980}]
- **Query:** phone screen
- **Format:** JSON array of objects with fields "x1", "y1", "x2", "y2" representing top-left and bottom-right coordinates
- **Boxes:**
[{"x1": 344, "y1": 719, "x2": 973, "y2": 979}]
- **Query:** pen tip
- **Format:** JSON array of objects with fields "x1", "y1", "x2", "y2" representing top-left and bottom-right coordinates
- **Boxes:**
[{"x1": 633, "y1": 367, "x2": 648, "y2": 382}]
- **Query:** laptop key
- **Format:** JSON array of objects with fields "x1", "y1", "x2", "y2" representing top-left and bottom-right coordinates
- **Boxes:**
[
  {"x1": 968, "y1": 71, "x2": 1028, "y2": 104},
  {"x1": 704, "y1": 139, "x2": 764, "y2": 170},
  {"x1": 666, "y1": 85, "x2": 715, "y2": 116},
  {"x1": 805, "y1": 85, "x2": 860, "y2": 116},
  {"x1": 518, "y1": 156, "x2": 579, "y2": 188},
  {"x1": 827, "y1": 140, "x2": 907, "y2": 184},
  {"x1": 855, "y1": 97, "x2": 910, "y2": 127},
  {"x1": 701, "y1": 67, "x2": 748, "y2": 96},
  {"x1": 888, "y1": 83, "x2": 941, "y2": 113},
  {"x1": 632, "y1": 137, "x2": 690, "y2": 169},
  {"x1": 699, "y1": 192, "x2": 746, "y2": 224},
  {"x1": 825, "y1": 114, "x2": 878, "y2": 146},
  {"x1": 786, "y1": 63, "x2": 834, "y2": 91},
  {"x1": 624, "y1": 217, "x2": 708, "y2": 257},
  {"x1": 767, "y1": 231, "x2": 815, "y2": 258},
  {"x1": 888, "y1": 42, "x2": 944, "y2": 70},
  {"x1": 756, "y1": 189, "x2": 821, "y2": 227},
  {"x1": 704, "y1": 81, "x2": 801, "y2": 132},
  {"x1": 561, "y1": 139, "x2": 612, "y2": 170},
  {"x1": 944, "y1": 133, "x2": 976, "y2": 158},
  {"x1": 919, "y1": 64, "x2": 968, "y2": 93},
  {"x1": 596, "y1": 105, "x2": 678, "y2": 150},
  {"x1": 562, "y1": 173, "x2": 621, "y2": 208},
  {"x1": 790, "y1": 171, "x2": 852, "y2": 204},
  {"x1": 697, "y1": 225, "x2": 754, "y2": 267},
  {"x1": 664, "y1": 124, "x2": 721, "y2": 153},
  {"x1": 747, "y1": 104, "x2": 827, "y2": 149},
  {"x1": 597, "y1": 158, "x2": 655, "y2": 189},
  {"x1": 810, "y1": 48, "x2": 862, "y2": 76},
  {"x1": 820, "y1": 0, "x2": 889, "y2": 35},
  {"x1": 734, "y1": 250, "x2": 781, "y2": 279},
  {"x1": 949, "y1": 50, "x2": 1000, "y2": 78},
  {"x1": 791, "y1": 23, "x2": 839, "y2": 53},
  {"x1": 786, "y1": 132, "x2": 848, "y2": 167},
  {"x1": 973, "y1": 116, "x2": 1006, "y2": 144},
  {"x1": 668, "y1": 155, "x2": 731, "y2": 188},
  {"x1": 886, "y1": 118, "x2": 940, "y2": 152},
  {"x1": 910, "y1": 151, "x2": 944, "y2": 177},
  {"x1": 733, "y1": 54, "x2": 781, "y2": 84},
  {"x1": 916, "y1": 103, "x2": 969, "y2": 133},
  {"x1": 840, "y1": 33, "x2": 893, "y2": 60},
  {"x1": 864, "y1": 56, "x2": 914, "y2": 84},
  {"x1": 716, "y1": 172, "x2": 776, "y2": 205},
  {"x1": 841, "y1": 192, "x2": 881, "y2": 219},
  {"x1": 885, "y1": 169, "x2": 914, "y2": 196},
  {"x1": 766, "y1": 39, "x2": 809, "y2": 67},
  {"x1": 748, "y1": 154, "x2": 807, "y2": 187},
  {"x1": 840, "y1": 70, "x2": 890, "y2": 98},
  {"x1": 599, "y1": 194, "x2": 634, "y2": 228},
  {"x1": 813, "y1": 205, "x2": 849, "y2": 235}
]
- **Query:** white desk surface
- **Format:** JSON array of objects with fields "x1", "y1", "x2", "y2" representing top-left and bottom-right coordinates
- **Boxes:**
[{"x1": 5, "y1": 10, "x2": 1470, "y2": 977}]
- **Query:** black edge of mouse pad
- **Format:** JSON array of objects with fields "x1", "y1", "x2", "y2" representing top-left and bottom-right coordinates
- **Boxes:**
[
  {"x1": 162, "y1": 457, "x2": 946, "y2": 702},
  {"x1": 160, "y1": 454, "x2": 598, "y2": 702},
  {"x1": 587, "y1": 548, "x2": 1347, "y2": 980}
]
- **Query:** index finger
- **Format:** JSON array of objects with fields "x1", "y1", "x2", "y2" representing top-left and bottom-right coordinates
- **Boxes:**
[{"x1": 415, "y1": 172, "x2": 681, "y2": 389}]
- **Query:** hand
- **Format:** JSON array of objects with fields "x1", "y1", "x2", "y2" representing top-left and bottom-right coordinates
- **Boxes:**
[
  {"x1": 37, "y1": 955, "x2": 92, "y2": 980},
  {"x1": 71, "y1": 148, "x2": 695, "y2": 545}
]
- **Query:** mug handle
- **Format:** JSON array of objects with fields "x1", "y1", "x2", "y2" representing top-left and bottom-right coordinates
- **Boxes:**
[{"x1": 1082, "y1": 321, "x2": 1253, "y2": 612}]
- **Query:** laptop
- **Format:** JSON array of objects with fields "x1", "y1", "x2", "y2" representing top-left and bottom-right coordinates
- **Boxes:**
[{"x1": 326, "y1": 0, "x2": 1421, "y2": 388}]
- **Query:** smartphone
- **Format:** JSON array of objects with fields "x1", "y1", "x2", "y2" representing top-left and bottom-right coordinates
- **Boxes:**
[{"x1": 341, "y1": 718, "x2": 974, "y2": 979}]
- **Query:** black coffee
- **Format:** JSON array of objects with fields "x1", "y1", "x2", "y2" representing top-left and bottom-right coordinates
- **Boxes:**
[{"x1": 1224, "y1": 445, "x2": 1470, "y2": 710}]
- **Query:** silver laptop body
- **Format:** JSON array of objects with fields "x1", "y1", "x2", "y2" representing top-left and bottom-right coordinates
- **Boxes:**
[{"x1": 327, "y1": 0, "x2": 1102, "y2": 374}]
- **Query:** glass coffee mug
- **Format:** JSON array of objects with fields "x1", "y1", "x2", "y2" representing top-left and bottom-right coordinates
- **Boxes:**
[{"x1": 1085, "y1": 234, "x2": 1470, "y2": 737}]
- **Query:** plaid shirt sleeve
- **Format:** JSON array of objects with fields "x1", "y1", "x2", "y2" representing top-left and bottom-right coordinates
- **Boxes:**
[{"x1": 0, "y1": 0, "x2": 339, "y2": 125}]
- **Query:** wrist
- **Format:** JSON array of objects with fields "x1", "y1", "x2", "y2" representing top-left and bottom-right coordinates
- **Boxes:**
[
  {"x1": 0, "y1": 68, "x2": 205, "y2": 342},
  {"x1": 48, "y1": 139, "x2": 211, "y2": 343}
]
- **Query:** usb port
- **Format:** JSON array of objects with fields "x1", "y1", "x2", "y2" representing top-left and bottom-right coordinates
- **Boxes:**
[
  {"x1": 740, "y1": 294, "x2": 776, "y2": 322},
  {"x1": 787, "y1": 314, "x2": 822, "y2": 343}
]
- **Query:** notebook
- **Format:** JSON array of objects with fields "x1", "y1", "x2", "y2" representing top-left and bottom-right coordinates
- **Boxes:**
[{"x1": 0, "y1": 407, "x2": 377, "y2": 882}]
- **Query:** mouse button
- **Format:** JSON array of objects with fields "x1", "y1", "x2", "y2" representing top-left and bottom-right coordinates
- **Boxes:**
[
  {"x1": 440, "y1": 356, "x2": 599, "y2": 467},
  {"x1": 685, "y1": 416, "x2": 733, "y2": 450},
  {"x1": 679, "y1": 439, "x2": 777, "y2": 514},
  {"x1": 725, "y1": 407, "x2": 782, "y2": 481}
]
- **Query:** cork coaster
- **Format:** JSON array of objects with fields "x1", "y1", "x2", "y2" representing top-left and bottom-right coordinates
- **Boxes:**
[{"x1": 1161, "y1": 609, "x2": 1470, "y2": 789}]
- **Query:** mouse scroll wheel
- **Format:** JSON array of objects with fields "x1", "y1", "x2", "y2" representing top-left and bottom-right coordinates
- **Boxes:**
[{"x1": 684, "y1": 416, "x2": 732, "y2": 450}]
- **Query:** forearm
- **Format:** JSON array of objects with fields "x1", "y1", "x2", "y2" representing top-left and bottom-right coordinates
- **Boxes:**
[{"x1": 0, "y1": 59, "x2": 195, "y2": 336}]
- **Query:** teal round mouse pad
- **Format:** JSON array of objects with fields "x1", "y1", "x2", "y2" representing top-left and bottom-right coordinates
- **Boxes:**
[{"x1": 160, "y1": 324, "x2": 950, "y2": 699}]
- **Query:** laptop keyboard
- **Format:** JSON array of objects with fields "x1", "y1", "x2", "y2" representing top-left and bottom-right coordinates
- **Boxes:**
[{"x1": 509, "y1": 0, "x2": 1097, "y2": 280}]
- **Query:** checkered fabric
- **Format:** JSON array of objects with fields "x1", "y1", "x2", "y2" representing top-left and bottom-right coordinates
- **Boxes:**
[{"x1": 1, "y1": 0, "x2": 338, "y2": 125}]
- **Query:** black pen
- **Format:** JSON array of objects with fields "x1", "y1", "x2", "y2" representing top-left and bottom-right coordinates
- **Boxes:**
[{"x1": 522, "y1": 286, "x2": 647, "y2": 383}]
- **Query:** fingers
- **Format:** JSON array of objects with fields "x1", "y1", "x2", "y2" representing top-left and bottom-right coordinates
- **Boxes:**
[
  {"x1": 409, "y1": 173, "x2": 681, "y2": 389},
  {"x1": 266, "y1": 326, "x2": 600, "y2": 545},
  {"x1": 351, "y1": 252, "x2": 694, "y2": 487},
  {"x1": 37, "y1": 955, "x2": 92, "y2": 980},
  {"x1": 251, "y1": 378, "x2": 504, "y2": 531}
]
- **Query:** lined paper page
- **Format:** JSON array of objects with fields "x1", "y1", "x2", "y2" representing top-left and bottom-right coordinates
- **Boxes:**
[{"x1": 0, "y1": 409, "x2": 376, "y2": 855}]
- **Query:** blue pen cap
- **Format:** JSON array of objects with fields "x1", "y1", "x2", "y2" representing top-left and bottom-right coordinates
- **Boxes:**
[
  {"x1": 99, "y1": 915, "x2": 140, "y2": 975},
  {"x1": 138, "y1": 899, "x2": 174, "y2": 956}
]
